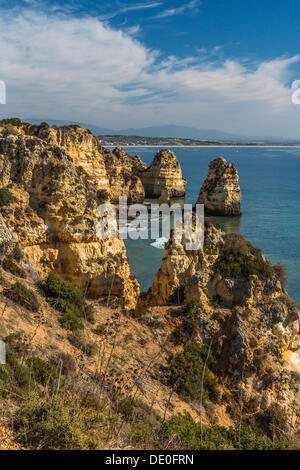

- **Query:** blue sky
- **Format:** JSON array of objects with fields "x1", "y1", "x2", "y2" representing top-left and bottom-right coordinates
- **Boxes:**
[{"x1": 1, "y1": 0, "x2": 300, "y2": 137}]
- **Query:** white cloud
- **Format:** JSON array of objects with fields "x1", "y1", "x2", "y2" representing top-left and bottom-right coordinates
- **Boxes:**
[{"x1": 0, "y1": 9, "x2": 299, "y2": 137}]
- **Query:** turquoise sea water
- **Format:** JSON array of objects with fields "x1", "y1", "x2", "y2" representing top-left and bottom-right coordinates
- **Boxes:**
[{"x1": 121, "y1": 147, "x2": 300, "y2": 306}]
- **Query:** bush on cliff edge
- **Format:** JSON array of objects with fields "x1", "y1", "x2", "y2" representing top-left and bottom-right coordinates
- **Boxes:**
[{"x1": 169, "y1": 343, "x2": 220, "y2": 403}]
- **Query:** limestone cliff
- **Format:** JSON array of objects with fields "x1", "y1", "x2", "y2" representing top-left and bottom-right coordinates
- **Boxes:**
[
  {"x1": 0, "y1": 131, "x2": 139, "y2": 309},
  {"x1": 147, "y1": 224, "x2": 300, "y2": 437},
  {"x1": 196, "y1": 157, "x2": 241, "y2": 216},
  {"x1": 140, "y1": 149, "x2": 186, "y2": 198},
  {"x1": 103, "y1": 146, "x2": 146, "y2": 203},
  {"x1": 21, "y1": 124, "x2": 110, "y2": 191}
]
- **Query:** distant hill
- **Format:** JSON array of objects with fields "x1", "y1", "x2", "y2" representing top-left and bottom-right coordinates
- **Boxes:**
[
  {"x1": 22, "y1": 119, "x2": 299, "y2": 143},
  {"x1": 25, "y1": 121, "x2": 248, "y2": 141},
  {"x1": 117, "y1": 125, "x2": 247, "y2": 142}
]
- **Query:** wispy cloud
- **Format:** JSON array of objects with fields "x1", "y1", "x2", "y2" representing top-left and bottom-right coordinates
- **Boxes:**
[
  {"x1": 152, "y1": 0, "x2": 200, "y2": 19},
  {"x1": 99, "y1": 1, "x2": 163, "y2": 20}
]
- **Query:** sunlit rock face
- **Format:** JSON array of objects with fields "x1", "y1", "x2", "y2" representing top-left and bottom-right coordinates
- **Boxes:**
[
  {"x1": 0, "y1": 127, "x2": 139, "y2": 309},
  {"x1": 21, "y1": 124, "x2": 110, "y2": 190},
  {"x1": 103, "y1": 146, "x2": 146, "y2": 203},
  {"x1": 196, "y1": 157, "x2": 241, "y2": 216},
  {"x1": 140, "y1": 149, "x2": 186, "y2": 198}
]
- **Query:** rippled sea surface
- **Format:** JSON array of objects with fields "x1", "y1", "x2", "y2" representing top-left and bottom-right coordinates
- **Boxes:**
[{"x1": 119, "y1": 147, "x2": 300, "y2": 305}]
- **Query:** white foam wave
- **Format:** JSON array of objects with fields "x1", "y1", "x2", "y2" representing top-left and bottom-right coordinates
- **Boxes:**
[{"x1": 150, "y1": 237, "x2": 168, "y2": 249}]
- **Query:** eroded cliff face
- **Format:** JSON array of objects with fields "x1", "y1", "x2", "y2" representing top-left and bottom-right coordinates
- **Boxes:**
[
  {"x1": 147, "y1": 224, "x2": 300, "y2": 437},
  {"x1": 103, "y1": 146, "x2": 146, "y2": 203},
  {"x1": 140, "y1": 149, "x2": 186, "y2": 198},
  {"x1": 196, "y1": 157, "x2": 241, "y2": 216},
  {"x1": 21, "y1": 124, "x2": 110, "y2": 190},
  {"x1": 0, "y1": 130, "x2": 139, "y2": 309}
]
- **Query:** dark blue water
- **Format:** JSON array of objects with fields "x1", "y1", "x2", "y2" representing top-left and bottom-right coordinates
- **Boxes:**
[{"x1": 121, "y1": 147, "x2": 300, "y2": 305}]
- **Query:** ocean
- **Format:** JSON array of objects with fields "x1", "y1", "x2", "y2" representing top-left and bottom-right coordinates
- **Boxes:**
[{"x1": 120, "y1": 147, "x2": 300, "y2": 306}]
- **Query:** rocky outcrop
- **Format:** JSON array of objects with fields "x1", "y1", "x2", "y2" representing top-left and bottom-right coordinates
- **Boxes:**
[
  {"x1": 103, "y1": 147, "x2": 146, "y2": 203},
  {"x1": 196, "y1": 157, "x2": 241, "y2": 216},
  {"x1": 0, "y1": 131, "x2": 139, "y2": 309},
  {"x1": 147, "y1": 224, "x2": 300, "y2": 437},
  {"x1": 0, "y1": 213, "x2": 18, "y2": 259},
  {"x1": 21, "y1": 124, "x2": 110, "y2": 190},
  {"x1": 140, "y1": 149, "x2": 186, "y2": 198}
]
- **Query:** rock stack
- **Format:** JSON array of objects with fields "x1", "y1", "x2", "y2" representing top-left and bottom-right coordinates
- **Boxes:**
[
  {"x1": 196, "y1": 157, "x2": 241, "y2": 216},
  {"x1": 140, "y1": 149, "x2": 186, "y2": 199}
]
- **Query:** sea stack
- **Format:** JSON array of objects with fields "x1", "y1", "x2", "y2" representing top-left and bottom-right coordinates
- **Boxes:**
[
  {"x1": 196, "y1": 157, "x2": 241, "y2": 216},
  {"x1": 140, "y1": 149, "x2": 186, "y2": 198}
]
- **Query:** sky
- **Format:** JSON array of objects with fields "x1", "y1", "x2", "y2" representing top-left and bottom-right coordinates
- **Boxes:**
[{"x1": 1, "y1": 0, "x2": 300, "y2": 137}]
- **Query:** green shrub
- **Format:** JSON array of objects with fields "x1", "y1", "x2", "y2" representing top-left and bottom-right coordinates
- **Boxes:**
[
  {"x1": 2, "y1": 258, "x2": 27, "y2": 278},
  {"x1": 83, "y1": 304, "x2": 95, "y2": 323},
  {"x1": 162, "y1": 414, "x2": 292, "y2": 450},
  {"x1": 0, "y1": 188, "x2": 14, "y2": 207},
  {"x1": 45, "y1": 275, "x2": 86, "y2": 331},
  {"x1": 217, "y1": 234, "x2": 273, "y2": 280},
  {"x1": 0, "y1": 344, "x2": 30, "y2": 393},
  {"x1": 26, "y1": 356, "x2": 57, "y2": 386},
  {"x1": 85, "y1": 342, "x2": 98, "y2": 357},
  {"x1": 103, "y1": 295, "x2": 124, "y2": 309},
  {"x1": 216, "y1": 253, "x2": 272, "y2": 279},
  {"x1": 45, "y1": 274, "x2": 84, "y2": 309},
  {"x1": 273, "y1": 263, "x2": 288, "y2": 288},
  {"x1": 14, "y1": 394, "x2": 103, "y2": 450},
  {"x1": 116, "y1": 397, "x2": 160, "y2": 427},
  {"x1": 52, "y1": 352, "x2": 77, "y2": 376},
  {"x1": 184, "y1": 300, "x2": 199, "y2": 320},
  {"x1": 0, "y1": 118, "x2": 22, "y2": 127},
  {"x1": 68, "y1": 331, "x2": 96, "y2": 355},
  {"x1": 169, "y1": 343, "x2": 219, "y2": 403},
  {"x1": 48, "y1": 297, "x2": 80, "y2": 317},
  {"x1": 40, "y1": 121, "x2": 49, "y2": 127},
  {"x1": 60, "y1": 310, "x2": 84, "y2": 332},
  {"x1": 4, "y1": 281, "x2": 40, "y2": 312},
  {"x1": 94, "y1": 323, "x2": 106, "y2": 336}
]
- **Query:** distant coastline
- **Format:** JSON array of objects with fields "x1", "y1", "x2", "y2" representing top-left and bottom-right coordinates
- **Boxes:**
[
  {"x1": 105, "y1": 144, "x2": 300, "y2": 148},
  {"x1": 99, "y1": 133, "x2": 300, "y2": 148}
]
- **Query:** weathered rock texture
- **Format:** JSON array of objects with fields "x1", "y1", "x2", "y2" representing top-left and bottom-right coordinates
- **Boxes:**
[
  {"x1": 21, "y1": 124, "x2": 110, "y2": 190},
  {"x1": 140, "y1": 149, "x2": 186, "y2": 198},
  {"x1": 23, "y1": 126, "x2": 148, "y2": 203},
  {"x1": 159, "y1": 188, "x2": 171, "y2": 205},
  {"x1": 196, "y1": 157, "x2": 241, "y2": 216},
  {"x1": 146, "y1": 224, "x2": 300, "y2": 437},
  {"x1": 0, "y1": 213, "x2": 18, "y2": 259},
  {"x1": 103, "y1": 147, "x2": 146, "y2": 203},
  {"x1": 0, "y1": 128, "x2": 139, "y2": 309}
]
